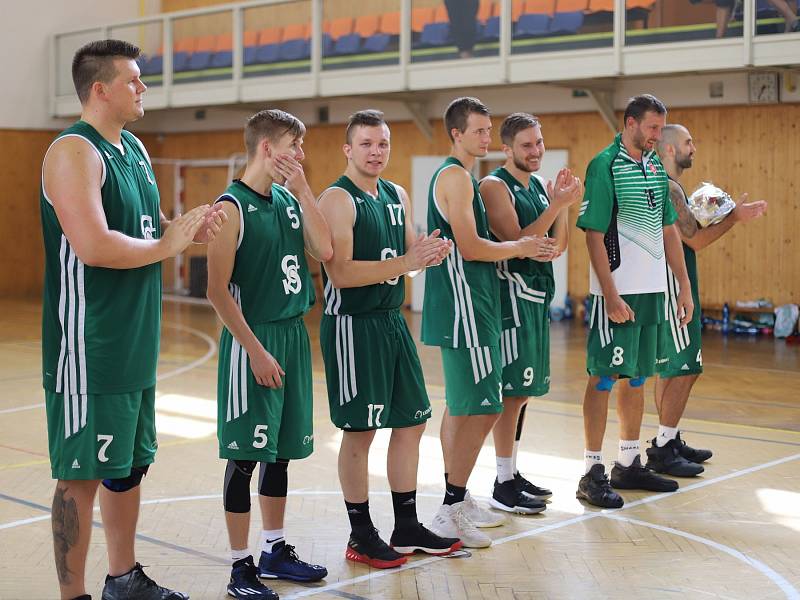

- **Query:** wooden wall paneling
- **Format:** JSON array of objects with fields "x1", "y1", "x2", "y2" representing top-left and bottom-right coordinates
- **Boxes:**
[{"x1": 0, "y1": 130, "x2": 60, "y2": 298}]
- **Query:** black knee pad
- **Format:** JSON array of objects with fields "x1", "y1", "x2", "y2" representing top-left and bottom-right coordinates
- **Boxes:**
[
  {"x1": 224, "y1": 459, "x2": 256, "y2": 513},
  {"x1": 102, "y1": 465, "x2": 149, "y2": 493},
  {"x1": 258, "y1": 459, "x2": 289, "y2": 498}
]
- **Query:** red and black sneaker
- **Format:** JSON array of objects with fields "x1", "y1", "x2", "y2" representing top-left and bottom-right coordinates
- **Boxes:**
[
  {"x1": 345, "y1": 526, "x2": 407, "y2": 569},
  {"x1": 390, "y1": 522, "x2": 462, "y2": 556}
]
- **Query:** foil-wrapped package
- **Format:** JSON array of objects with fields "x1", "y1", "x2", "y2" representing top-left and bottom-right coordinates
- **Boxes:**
[{"x1": 687, "y1": 182, "x2": 735, "y2": 227}]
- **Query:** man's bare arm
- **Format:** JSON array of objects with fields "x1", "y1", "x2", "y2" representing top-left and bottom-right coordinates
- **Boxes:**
[
  {"x1": 668, "y1": 180, "x2": 698, "y2": 239},
  {"x1": 45, "y1": 137, "x2": 208, "y2": 268}
]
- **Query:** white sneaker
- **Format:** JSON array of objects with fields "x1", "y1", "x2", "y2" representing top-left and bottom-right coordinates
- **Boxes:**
[
  {"x1": 429, "y1": 503, "x2": 492, "y2": 548},
  {"x1": 463, "y1": 490, "x2": 506, "y2": 528}
]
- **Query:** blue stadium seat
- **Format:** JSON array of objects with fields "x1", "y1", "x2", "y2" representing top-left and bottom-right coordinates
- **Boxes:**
[
  {"x1": 278, "y1": 38, "x2": 310, "y2": 61},
  {"x1": 480, "y1": 16, "x2": 500, "y2": 41},
  {"x1": 548, "y1": 10, "x2": 583, "y2": 33},
  {"x1": 419, "y1": 22, "x2": 450, "y2": 46},
  {"x1": 173, "y1": 51, "x2": 191, "y2": 72},
  {"x1": 140, "y1": 55, "x2": 163, "y2": 76},
  {"x1": 514, "y1": 13, "x2": 550, "y2": 36},
  {"x1": 363, "y1": 33, "x2": 391, "y2": 52},
  {"x1": 255, "y1": 43, "x2": 280, "y2": 64},
  {"x1": 187, "y1": 50, "x2": 212, "y2": 71},
  {"x1": 333, "y1": 33, "x2": 362, "y2": 55},
  {"x1": 244, "y1": 46, "x2": 258, "y2": 65},
  {"x1": 210, "y1": 50, "x2": 232, "y2": 69}
]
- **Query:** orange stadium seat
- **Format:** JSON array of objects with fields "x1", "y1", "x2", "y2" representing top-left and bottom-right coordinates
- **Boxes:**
[
  {"x1": 282, "y1": 23, "x2": 309, "y2": 41},
  {"x1": 512, "y1": 0, "x2": 525, "y2": 20},
  {"x1": 328, "y1": 17, "x2": 354, "y2": 40},
  {"x1": 626, "y1": 0, "x2": 654, "y2": 7},
  {"x1": 478, "y1": 0, "x2": 497, "y2": 22},
  {"x1": 433, "y1": 5, "x2": 449, "y2": 22},
  {"x1": 588, "y1": 0, "x2": 613, "y2": 10},
  {"x1": 412, "y1": 6, "x2": 435, "y2": 32},
  {"x1": 259, "y1": 27, "x2": 283, "y2": 45},
  {"x1": 354, "y1": 14, "x2": 381, "y2": 38},
  {"x1": 173, "y1": 37, "x2": 196, "y2": 53},
  {"x1": 214, "y1": 33, "x2": 233, "y2": 52},
  {"x1": 524, "y1": 0, "x2": 556, "y2": 15},
  {"x1": 380, "y1": 11, "x2": 401, "y2": 35},
  {"x1": 194, "y1": 35, "x2": 216, "y2": 52},
  {"x1": 243, "y1": 30, "x2": 259, "y2": 47},
  {"x1": 555, "y1": 0, "x2": 589, "y2": 10}
]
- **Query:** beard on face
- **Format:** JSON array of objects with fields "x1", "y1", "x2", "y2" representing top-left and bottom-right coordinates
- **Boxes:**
[
  {"x1": 513, "y1": 155, "x2": 536, "y2": 173},
  {"x1": 676, "y1": 151, "x2": 693, "y2": 169}
]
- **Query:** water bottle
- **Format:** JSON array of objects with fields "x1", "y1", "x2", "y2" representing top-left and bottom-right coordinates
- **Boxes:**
[{"x1": 722, "y1": 302, "x2": 730, "y2": 334}]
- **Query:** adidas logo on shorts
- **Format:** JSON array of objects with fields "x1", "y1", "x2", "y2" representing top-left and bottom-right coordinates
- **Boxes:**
[
  {"x1": 71, "y1": 459, "x2": 80, "y2": 469},
  {"x1": 227, "y1": 441, "x2": 239, "y2": 450},
  {"x1": 343, "y1": 423, "x2": 352, "y2": 429},
  {"x1": 681, "y1": 364, "x2": 690, "y2": 370},
  {"x1": 481, "y1": 399, "x2": 492, "y2": 407},
  {"x1": 504, "y1": 383, "x2": 513, "y2": 390}
]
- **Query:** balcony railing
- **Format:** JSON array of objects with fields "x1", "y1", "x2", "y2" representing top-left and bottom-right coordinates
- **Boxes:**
[{"x1": 51, "y1": 0, "x2": 800, "y2": 116}]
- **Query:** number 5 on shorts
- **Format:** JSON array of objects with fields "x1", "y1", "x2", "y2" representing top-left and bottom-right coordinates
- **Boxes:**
[{"x1": 253, "y1": 425, "x2": 269, "y2": 449}]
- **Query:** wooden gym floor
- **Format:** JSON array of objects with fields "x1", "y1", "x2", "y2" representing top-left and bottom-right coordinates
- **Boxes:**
[{"x1": 1, "y1": 298, "x2": 799, "y2": 600}]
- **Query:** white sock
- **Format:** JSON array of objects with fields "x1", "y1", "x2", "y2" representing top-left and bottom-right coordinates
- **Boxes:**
[
  {"x1": 260, "y1": 528, "x2": 284, "y2": 554},
  {"x1": 618, "y1": 440, "x2": 640, "y2": 467},
  {"x1": 511, "y1": 441, "x2": 520, "y2": 474},
  {"x1": 584, "y1": 450, "x2": 603, "y2": 474},
  {"x1": 656, "y1": 425, "x2": 678, "y2": 447},
  {"x1": 231, "y1": 548, "x2": 250, "y2": 563},
  {"x1": 496, "y1": 456, "x2": 514, "y2": 483}
]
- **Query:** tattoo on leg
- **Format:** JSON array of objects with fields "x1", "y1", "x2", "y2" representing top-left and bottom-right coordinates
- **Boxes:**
[{"x1": 52, "y1": 486, "x2": 79, "y2": 584}]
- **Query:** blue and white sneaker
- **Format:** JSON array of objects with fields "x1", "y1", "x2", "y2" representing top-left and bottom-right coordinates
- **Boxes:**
[
  {"x1": 227, "y1": 556, "x2": 278, "y2": 600},
  {"x1": 258, "y1": 542, "x2": 327, "y2": 582}
]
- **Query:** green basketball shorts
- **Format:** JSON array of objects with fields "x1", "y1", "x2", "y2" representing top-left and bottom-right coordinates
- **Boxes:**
[
  {"x1": 659, "y1": 267, "x2": 704, "y2": 378},
  {"x1": 217, "y1": 316, "x2": 314, "y2": 462},
  {"x1": 45, "y1": 386, "x2": 157, "y2": 480},
  {"x1": 440, "y1": 344, "x2": 503, "y2": 416},
  {"x1": 320, "y1": 310, "x2": 431, "y2": 430},
  {"x1": 586, "y1": 295, "x2": 667, "y2": 379}
]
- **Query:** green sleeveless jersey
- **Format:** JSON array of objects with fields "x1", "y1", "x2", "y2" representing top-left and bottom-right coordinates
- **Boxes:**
[
  {"x1": 484, "y1": 167, "x2": 554, "y2": 283},
  {"x1": 321, "y1": 176, "x2": 406, "y2": 315},
  {"x1": 217, "y1": 180, "x2": 314, "y2": 324},
  {"x1": 421, "y1": 157, "x2": 501, "y2": 348},
  {"x1": 41, "y1": 121, "x2": 162, "y2": 395}
]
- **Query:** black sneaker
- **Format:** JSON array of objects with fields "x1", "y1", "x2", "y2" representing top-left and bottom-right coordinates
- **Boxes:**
[
  {"x1": 101, "y1": 563, "x2": 189, "y2": 600},
  {"x1": 390, "y1": 522, "x2": 462, "y2": 555},
  {"x1": 675, "y1": 431, "x2": 713, "y2": 463},
  {"x1": 227, "y1": 556, "x2": 278, "y2": 600},
  {"x1": 645, "y1": 438, "x2": 704, "y2": 477},
  {"x1": 258, "y1": 541, "x2": 327, "y2": 582},
  {"x1": 610, "y1": 456, "x2": 679, "y2": 492},
  {"x1": 514, "y1": 472, "x2": 553, "y2": 500},
  {"x1": 576, "y1": 464, "x2": 624, "y2": 508},
  {"x1": 345, "y1": 526, "x2": 407, "y2": 569},
  {"x1": 490, "y1": 478, "x2": 547, "y2": 514}
]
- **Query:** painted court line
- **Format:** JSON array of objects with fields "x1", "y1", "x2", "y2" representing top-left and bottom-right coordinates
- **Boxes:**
[
  {"x1": 0, "y1": 322, "x2": 216, "y2": 416},
  {"x1": 282, "y1": 452, "x2": 800, "y2": 600},
  {"x1": 603, "y1": 513, "x2": 800, "y2": 600}
]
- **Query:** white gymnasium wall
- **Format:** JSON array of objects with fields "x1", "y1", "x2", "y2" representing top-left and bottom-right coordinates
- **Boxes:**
[{"x1": 0, "y1": 0, "x2": 152, "y2": 129}]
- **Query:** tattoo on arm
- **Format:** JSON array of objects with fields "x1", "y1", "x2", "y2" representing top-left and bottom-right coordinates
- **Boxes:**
[
  {"x1": 669, "y1": 180, "x2": 698, "y2": 238},
  {"x1": 52, "y1": 486, "x2": 79, "y2": 584}
]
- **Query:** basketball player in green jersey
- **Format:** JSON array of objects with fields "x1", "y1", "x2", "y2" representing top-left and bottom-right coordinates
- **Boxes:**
[
  {"x1": 646, "y1": 124, "x2": 766, "y2": 475},
  {"x1": 480, "y1": 113, "x2": 582, "y2": 513},
  {"x1": 207, "y1": 110, "x2": 333, "y2": 599},
  {"x1": 422, "y1": 97, "x2": 554, "y2": 546},
  {"x1": 576, "y1": 95, "x2": 694, "y2": 509},
  {"x1": 317, "y1": 110, "x2": 458, "y2": 569},
  {"x1": 41, "y1": 40, "x2": 225, "y2": 600}
]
